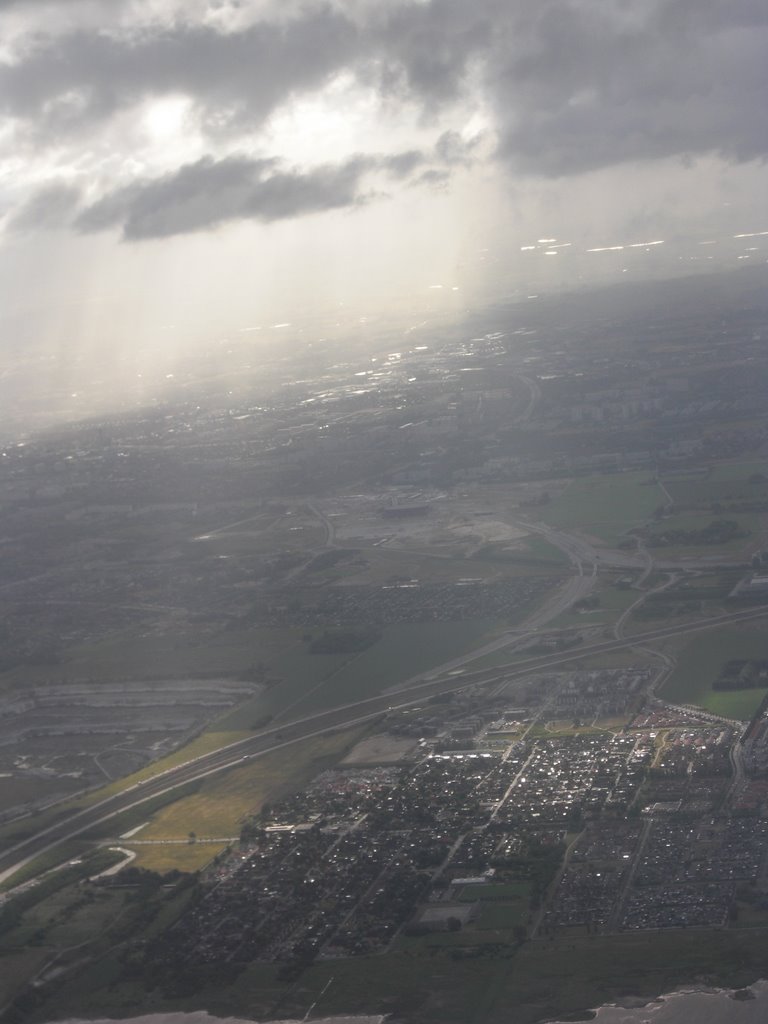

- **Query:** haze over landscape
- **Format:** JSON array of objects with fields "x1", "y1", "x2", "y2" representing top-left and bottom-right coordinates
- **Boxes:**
[
  {"x1": 1, "y1": 0, "x2": 768, "y2": 428},
  {"x1": 1, "y1": 3, "x2": 768, "y2": 1024}
]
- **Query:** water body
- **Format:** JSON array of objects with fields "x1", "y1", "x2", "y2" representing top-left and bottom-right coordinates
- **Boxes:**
[
  {"x1": 49, "y1": 1016, "x2": 383, "y2": 1024},
  {"x1": 550, "y1": 980, "x2": 768, "y2": 1024}
]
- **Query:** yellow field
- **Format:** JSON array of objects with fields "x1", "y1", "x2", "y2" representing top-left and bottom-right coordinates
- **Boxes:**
[
  {"x1": 126, "y1": 842, "x2": 228, "y2": 873},
  {"x1": 137, "y1": 725, "x2": 369, "y2": 841}
]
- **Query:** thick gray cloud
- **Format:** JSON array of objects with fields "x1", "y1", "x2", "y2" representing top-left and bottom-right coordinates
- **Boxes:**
[
  {"x1": 0, "y1": 7, "x2": 360, "y2": 137},
  {"x1": 2, "y1": 0, "x2": 767, "y2": 239},
  {"x1": 73, "y1": 149, "x2": 430, "y2": 239},
  {"x1": 367, "y1": 0, "x2": 492, "y2": 108},
  {"x1": 490, "y1": 0, "x2": 768, "y2": 175},
  {"x1": 2, "y1": 0, "x2": 766, "y2": 174}
]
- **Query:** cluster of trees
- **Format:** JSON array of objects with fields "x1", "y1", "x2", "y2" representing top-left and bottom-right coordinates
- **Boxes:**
[
  {"x1": 714, "y1": 659, "x2": 768, "y2": 691},
  {"x1": 648, "y1": 518, "x2": 748, "y2": 548}
]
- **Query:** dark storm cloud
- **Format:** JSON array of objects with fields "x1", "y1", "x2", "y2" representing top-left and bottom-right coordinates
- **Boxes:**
[
  {"x1": 368, "y1": 0, "x2": 492, "y2": 108},
  {"x1": 0, "y1": 2, "x2": 492, "y2": 138},
  {"x1": 73, "y1": 149, "x2": 430, "y2": 239},
  {"x1": 3, "y1": 0, "x2": 768, "y2": 200},
  {"x1": 0, "y1": 7, "x2": 359, "y2": 136},
  {"x1": 489, "y1": 0, "x2": 768, "y2": 175}
]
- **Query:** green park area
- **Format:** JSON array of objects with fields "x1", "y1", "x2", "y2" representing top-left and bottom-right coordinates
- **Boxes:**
[
  {"x1": 661, "y1": 621, "x2": 768, "y2": 719},
  {"x1": 651, "y1": 460, "x2": 768, "y2": 558},
  {"x1": 537, "y1": 472, "x2": 665, "y2": 546},
  {"x1": 662, "y1": 459, "x2": 768, "y2": 508}
]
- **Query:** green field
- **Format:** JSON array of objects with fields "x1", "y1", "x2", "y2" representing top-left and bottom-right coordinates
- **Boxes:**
[
  {"x1": 457, "y1": 881, "x2": 531, "y2": 903},
  {"x1": 663, "y1": 474, "x2": 768, "y2": 508},
  {"x1": 127, "y1": 842, "x2": 228, "y2": 874},
  {"x1": 2, "y1": 883, "x2": 126, "y2": 949},
  {"x1": 218, "y1": 618, "x2": 505, "y2": 726},
  {"x1": 519, "y1": 536, "x2": 572, "y2": 564},
  {"x1": 548, "y1": 580, "x2": 640, "y2": 630},
  {"x1": 710, "y1": 460, "x2": 768, "y2": 482},
  {"x1": 40, "y1": 617, "x2": 508, "y2": 729},
  {"x1": 538, "y1": 472, "x2": 665, "y2": 546},
  {"x1": 36, "y1": 926, "x2": 768, "y2": 1024},
  {"x1": 643, "y1": 510, "x2": 764, "y2": 557},
  {"x1": 22, "y1": 623, "x2": 341, "y2": 686},
  {"x1": 472, "y1": 537, "x2": 570, "y2": 567},
  {"x1": 0, "y1": 774, "x2": 84, "y2": 814},
  {"x1": 661, "y1": 621, "x2": 768, "y2": 718}
]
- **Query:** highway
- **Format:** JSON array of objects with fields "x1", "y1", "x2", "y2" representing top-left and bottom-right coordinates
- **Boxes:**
[{"x1": 1, "y1": 602, "x2": 766, "y2": 883}]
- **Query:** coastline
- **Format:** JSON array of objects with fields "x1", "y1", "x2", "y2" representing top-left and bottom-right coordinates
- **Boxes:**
[{"x1": 547, "y1": 980, "x2": 768, "y2": 1024}]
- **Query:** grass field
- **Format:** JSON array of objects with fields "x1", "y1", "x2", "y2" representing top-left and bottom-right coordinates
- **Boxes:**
[
  {"x1": 127, "y1": 842, "x2": 228, "y2": 873},
  {"x1": 519, "y1": 536, "x2": 572, "y2": 564},
  {"x1": 207, "y1": 618, "x2": 505, "y2": 729},
  {"x1": 52, "y1": 616, "x2": 514, "y2": 730},
  {"x1": 710, "y1": 459, "x2": 768, "y2": 482},
  {"x1": 0, "y1": 774, "x2": 84, "y2": 814},
  {"x1": 0, "y1": 840, "x2": 93, "y2": 893},
  {"x1": 3, "y1": 884, "x2": 126, "y2": 949},
  {"x1": 26, "y1": 921, "x2": 768, "y2": 1024},
  {"x1": 262, "y1": 619, "x2": 504, "y2": 720},
  {"x1": 661, "y1": 620, "x2": 768, "y2": 718},
  {"x1": 471, "y1": 537, "x2": 570, "y2": 568},
  {"x1": 538, "y1": 472, "x2": 665, "y2": 546},
  {"x1": 548, "y1": 580, "x2": 640, "y2": 630},
  {"x1": 30, "y1": 623, "x2": 341, "y2": 686},
  {"x1": 644, "y1": 510, "x2": 765, "y2": 557},
  {"x1": 663, "y1": 472, "x2": 768, "y2": 508},
  {"x1": 457, "y1": 881, "x2": 530, "y2": 902},
  {"x1": 112, "y1": 726, "x2": 369, "y2": 853},
  {"x1": 0, "y1": 948, "x2": 50, "y2": 1007},
  {"x1": 475, "y1": 901, "x2": 528, "y2": 930}
]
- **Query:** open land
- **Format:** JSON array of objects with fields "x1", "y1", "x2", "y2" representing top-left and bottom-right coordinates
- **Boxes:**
[{"x1": 2, "y1": 270, "x2": 768, "y2": 1023}]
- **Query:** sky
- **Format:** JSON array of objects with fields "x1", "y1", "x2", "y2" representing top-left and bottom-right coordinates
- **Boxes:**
[{"x1": 1, "y1": 0, "x2": 767, "y2": 417}]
